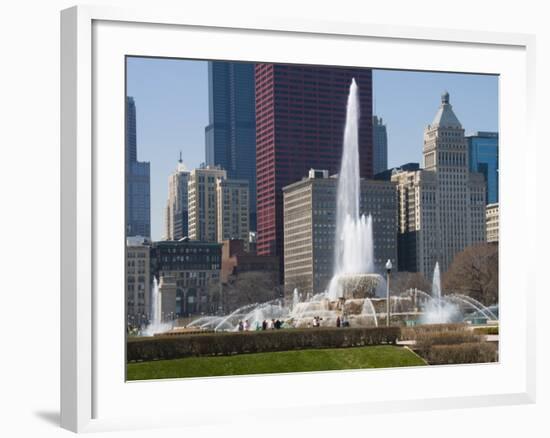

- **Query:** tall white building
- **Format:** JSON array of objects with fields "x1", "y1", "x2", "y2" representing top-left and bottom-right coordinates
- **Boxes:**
[
  {"x1": 392, "y1": 92, "x2": 486, "y2": 278},
  {"x1": 188, "y1": 165, "x2": 227, "y2": 242},
  {"x1": 216, "y1": 179, "x2": 250, "y2": 249},
  {"x1": 486, "y1": 203, "x2": 499, "y2": 243},
  {"x1": 164, "y1": 155, "x2": 190, "y2": 240}
]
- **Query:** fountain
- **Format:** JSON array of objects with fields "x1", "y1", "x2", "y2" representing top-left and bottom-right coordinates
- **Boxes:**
[
  {"x1": 420, "y1": 262, "x2": 459, "y2": 324},
  {"x1": 327, "y1": 78, "x2": 384, "y2": 302},
  {"x1": 146, "y1": 80, "x2": 498, "y2": 336},
  {"x1": 417, "y1": 262, "x2": 498, "y2": 324},
  {"x1": 142, "y1": 276, "x2": 174, "y2": 336},
  {"x1": 292, "y1": 288, "x2": 300, "y2": 310}
]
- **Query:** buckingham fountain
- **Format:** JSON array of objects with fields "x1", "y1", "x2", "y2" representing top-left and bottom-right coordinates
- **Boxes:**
[{"x1": 143, "y1": 79, "x2": 497, "y2": 336}]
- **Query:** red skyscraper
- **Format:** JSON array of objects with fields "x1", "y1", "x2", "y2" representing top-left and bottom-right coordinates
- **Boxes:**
[{"x1": 255, "y1": 64, "x2": 373, "y2": 274}]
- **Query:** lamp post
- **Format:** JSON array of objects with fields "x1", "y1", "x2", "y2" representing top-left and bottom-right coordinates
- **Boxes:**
[{"x1": 385, "y1": 259, "x2": 393, "y2": 327}]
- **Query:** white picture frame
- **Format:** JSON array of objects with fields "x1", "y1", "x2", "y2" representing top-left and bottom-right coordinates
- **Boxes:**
[{"x1": 60, "y1": 4, "x2": 537, "y2": 433}]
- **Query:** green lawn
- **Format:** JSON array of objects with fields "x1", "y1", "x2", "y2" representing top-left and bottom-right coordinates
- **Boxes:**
[{"x1": 127, "y1": 345, "x2": 427, "y2": 380}]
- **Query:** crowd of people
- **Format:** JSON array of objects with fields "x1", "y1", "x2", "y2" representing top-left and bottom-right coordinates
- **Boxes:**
[
  {"x1": 237, "y1": 318, "x2": 285, "y2": 331},
  {"x1": 236, "y1": 315, "x2": 351, "y2": 331},
  {"x1": 308, "y1": 315, "x2": 349, "y2": 327}
]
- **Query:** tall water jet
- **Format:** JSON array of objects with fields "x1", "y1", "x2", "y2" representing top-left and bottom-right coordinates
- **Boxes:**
[
  {"x1": 151, "y1": 276, "x2": 161, "y2": 327},
  {"x1": 432, "y1": 262, "x2": 441, "y2": 301},
  {"x1": 421, "y1": 262, "x2": 458, "y2": 324},
  {"x1": 143, "y1": 276, "x2": 173, "y2": 336},
  {"x1": 292, "y1": 288, "x2": 300, "y2": 310},
  {"x1": 327, "y1": 79, "x2": 379, "y2": 301}
]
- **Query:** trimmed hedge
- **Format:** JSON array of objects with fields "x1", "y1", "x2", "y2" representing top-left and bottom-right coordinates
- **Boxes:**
[
  {"x1": 415, "y1": 330, "x2": 481, "y2": 348},
  {"x1": 127, "y1": 326, "x2": 400, "y2": 362},
  {"x1": 473, "y1": 326, "x2": 499, "y2": 336},
  {"x1": 400, "y1": 323, "x2": 468, "y2": 341},
  {"x1": 421, "y1": 342, "x2": 498, "y2": 365}
]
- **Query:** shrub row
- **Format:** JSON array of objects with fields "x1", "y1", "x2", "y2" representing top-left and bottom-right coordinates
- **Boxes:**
[
  {"x1": 420, "y1": 342, "x2": 498, "y2": 365},
  {"x1": 400, "y1": 323, "x2": 468, "y2": 341},
  {"x1": 472, "y1": 326, "x2": 499, "y2": 336},
  {"x1": 127, "y1": 326, "x2": 400, "y2": 362},
  {"x1": 414, "y1": 329, "x2": 481, "y2": 348}
]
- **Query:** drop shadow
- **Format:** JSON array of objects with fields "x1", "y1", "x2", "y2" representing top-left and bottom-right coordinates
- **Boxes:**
[{"x1": 34, "y1": 410, "x2": 60, "y2": 427}]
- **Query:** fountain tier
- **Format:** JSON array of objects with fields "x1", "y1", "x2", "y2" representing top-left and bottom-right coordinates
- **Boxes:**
[{"x1": 327, "y1": 273, "x2": 385, "y2": 300}]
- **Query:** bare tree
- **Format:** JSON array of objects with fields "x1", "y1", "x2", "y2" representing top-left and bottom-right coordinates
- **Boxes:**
[
  {"x1": 223, "y1": 271, "x2": 279, "y2": 311},
  {"x1": 391, "y1": 271, "x2": 431, "y2": 294},
  {"x1": 443, "y1": 243, "x2": 498, "y2": 306}
]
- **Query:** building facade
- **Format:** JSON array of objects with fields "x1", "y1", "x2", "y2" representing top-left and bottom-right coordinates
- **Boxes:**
[
  {"x1": 486, "y1": 203, "x2": 499, "y2": 243},
  {"x1": 187, "y1": 166, "x2": 227, "y2": 242},
  {"x1": 205, "y1": 61, "x2": 257, "y2": 230},
  {"x1": 255, "y1": 64, "x2": 373, "y2": 277},
  {"x1": 164, "y1": 155, "x2": 190, "y2": 240},
  {"x1": 126, "y1": 236, "x2": 150, "y2": 326},
  {"x1": 150, "y1": 240, "x2": 222, "y2": 317},
  {"x1": 467, "y1": 131, "x2": 499, "y2": 204},
  {"x1": 372, "y1": 115, "x2": 388, "y2": 175},
  {"x1": 220, "y1": 239, "x2": 279, "y2": 284},
  {"x1": 283, "y1": 169, "x2": 397, "y2": 296},
  {"x1": 216, "y1": 179, "x2": 250, "y2": 249},
  {"x1": 125, "y1": 96, "x2": 151, "y2": 238},
  {"x1": 392, "y1": 92, "x2": 487, "y2": 278}
]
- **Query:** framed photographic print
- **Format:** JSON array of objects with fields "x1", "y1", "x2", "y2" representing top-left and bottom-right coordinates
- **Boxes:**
[{"x1": 61, "y1": 5, "x2": 536, "y2": 433}]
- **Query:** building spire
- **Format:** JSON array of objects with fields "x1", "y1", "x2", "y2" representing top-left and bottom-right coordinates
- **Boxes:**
[
  {"x1": 179, "y1": 150, "x2": 183, "y2": 163},
  {"x1": 430, "y1": 91, "x2": 461, "y2": 129}
]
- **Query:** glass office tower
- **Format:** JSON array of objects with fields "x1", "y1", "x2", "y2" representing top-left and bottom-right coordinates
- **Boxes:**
[
  {"x1": 467, "y1": 131, "x2": 499, "y2": 204},
  {"x1": 372, "y1": 115, "x2": 388, "y2": 175},
  {"x1": 205, "y1": 61, "x2": 257, "y2": 231},
  {"x1": 126, "y1": 96, "x2": 151, "y2": 238}
]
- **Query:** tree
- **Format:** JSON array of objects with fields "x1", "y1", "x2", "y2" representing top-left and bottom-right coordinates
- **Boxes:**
[
  {"x1": 442, "y1": 243, "x2": 498, "y2": 306},
  {"x1": 223, "y1": 271, "x2": 279, "y2": 312},
  {"x1": 391, "y1": 271, "x2": 431, "y2": 294}
]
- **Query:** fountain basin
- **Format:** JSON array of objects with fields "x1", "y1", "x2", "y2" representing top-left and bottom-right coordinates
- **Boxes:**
[{"x1": 328, "y1": 273, "x2": 384, "y2": 300}]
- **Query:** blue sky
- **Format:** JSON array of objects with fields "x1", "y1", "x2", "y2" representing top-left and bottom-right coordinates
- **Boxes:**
[{"x1": 126, "y1": 57, "x2": 498, "y2": 240}]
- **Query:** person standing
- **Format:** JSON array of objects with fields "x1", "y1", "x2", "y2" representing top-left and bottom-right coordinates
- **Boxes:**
[{"x1": 336, "y1": 316, "x2": 341, "y2": 327}]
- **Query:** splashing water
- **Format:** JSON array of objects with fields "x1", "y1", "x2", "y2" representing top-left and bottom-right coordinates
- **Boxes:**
[
  {"x1": 292, "y1": 288, "x2": 300, "y2": 310},
  {"x1": 432, "y1": 262, "x2": 441, "y2": 301},
  {"x1": 327, "y1": 79, "x2": 378, "y2": 301},
  {"x1": 142, "y1": 277, "x2": 173, "y2": 336}
]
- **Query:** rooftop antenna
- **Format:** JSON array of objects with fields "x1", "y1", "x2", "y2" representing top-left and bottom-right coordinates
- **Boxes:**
[{"x1": 178, "y1": 150, "x2": 183, "y2": 163}]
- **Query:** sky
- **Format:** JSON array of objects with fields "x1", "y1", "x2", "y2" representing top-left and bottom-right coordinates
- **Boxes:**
[{"x1": 126, "y1": 57, "x2": 498, "y2": 241}]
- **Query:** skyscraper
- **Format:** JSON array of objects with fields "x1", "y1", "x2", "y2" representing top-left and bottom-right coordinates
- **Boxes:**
[
  {"x1": 216, "y1": 179, "x2": 250, "y2": 249},
  {"x1": 126, "y1": 96, "x2": 151, "y2": 238},
  {"x1": 205, "y1": 61, "x2": 257, "y2": 230},
  {"x1": 467, "y1": 131, "x2": 499, "y2": 204},
  {"x1": 372, "y1": 115, "x2": 388, "y2": 175},
  {"x1": 392, "y1": 92, "x2": 486, "y2": 277},
  {"x1": 187, "y1": 166, "x2": 227, "y2": 242},
  {"x1": 164, "y1": 154, "x2": 190, "y2": 240},
  {"x1": 255, "y1": 64, "x2": 373, "y2": 277}
]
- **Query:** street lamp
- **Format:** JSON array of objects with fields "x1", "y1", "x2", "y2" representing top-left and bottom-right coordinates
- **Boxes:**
[{"x1": 385, "y1": 259, "x2": 393, "y2": 327}]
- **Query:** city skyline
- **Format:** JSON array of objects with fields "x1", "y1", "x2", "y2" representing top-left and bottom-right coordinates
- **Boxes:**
[{"x1": 126, "y1": 57, "x2": 498, "y2": 241}]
